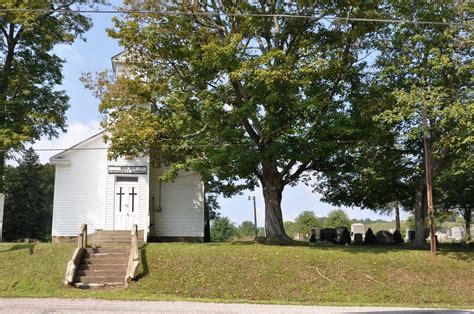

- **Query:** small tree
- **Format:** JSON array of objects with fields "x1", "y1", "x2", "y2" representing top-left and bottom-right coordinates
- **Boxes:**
[
  {"x1": 291, "y1": 211, "x2": 320, "y2": 240},
  {"x1": 3, "y1": 149, "x2": 54, "y2": 241},
  {"x1": 237, "y1": 221, "x2": 255, "y2": 238},
  {"x1": 211, "y1": 217, "x2": 237, "y2": 242},
  {"x1": 325, "y1": 209, "x2": 351, "y2": 229}
]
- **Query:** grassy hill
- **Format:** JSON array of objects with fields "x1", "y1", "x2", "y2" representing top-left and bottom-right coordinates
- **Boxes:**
[{"x1": 0, "y1": 243, "x2": 472, "y2": 308}]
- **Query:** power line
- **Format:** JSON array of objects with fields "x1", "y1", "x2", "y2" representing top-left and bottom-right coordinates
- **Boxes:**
[
  {"x1": 11, "y1": 138, "x2": 402, "y2": 153},
  {"x1": 0, "y1": 8, "x2": 471, "y2": 27}
]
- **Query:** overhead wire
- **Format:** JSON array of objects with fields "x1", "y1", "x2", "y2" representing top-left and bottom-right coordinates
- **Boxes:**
[{"x1": 0, "y1": 7, "x2": 471, "y2": 27}]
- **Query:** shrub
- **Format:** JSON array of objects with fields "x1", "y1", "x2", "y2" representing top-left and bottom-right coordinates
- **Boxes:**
[
  {"x1": 211, "y1": 217, "x2": 237, "y2": 242},
  {"x1": 364, "y1": 228, "x2": 378, "y2": 245},
  {"x1": 392, "y1": 229, "x2": 404, "y2": 244}
]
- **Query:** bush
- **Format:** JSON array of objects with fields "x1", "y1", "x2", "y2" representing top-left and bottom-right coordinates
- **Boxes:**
[
  {"x1": 392, "y1": 229, "x2": 404, "y2": 244},
  {"x1": 211, "y1": 217, "x2": 237, "y2": 242},
  {"x1": 324, "y1": 209, "x2": 350, "y2": 229},
  {"x1": 364, "y1": 228, "x2": 378, "y2": 245}
]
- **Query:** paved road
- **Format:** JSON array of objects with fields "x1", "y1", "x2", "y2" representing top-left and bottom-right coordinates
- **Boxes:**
[{"x1": 0, "y1": 298, "x2": 471, "y2": 313}]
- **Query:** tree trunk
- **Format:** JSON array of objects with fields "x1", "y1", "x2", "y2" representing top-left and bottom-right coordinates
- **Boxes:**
[
  {"x1": 414, "y1": 183, "x2": 427, "y2": 248},
  {"x1": 395, "y1": 202, "x2": 401, "y2": 231},
  {"x1": 260, "y1": 158, "x2": 292, "y2": 244},
  {"x1": 463, "y1": 208, "x2": 471, "y2": 241},
  {"x1": 0, "y1": 151, "x2": 5, "y2": 193}
]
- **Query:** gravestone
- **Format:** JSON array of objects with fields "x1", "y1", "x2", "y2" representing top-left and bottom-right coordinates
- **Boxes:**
[
  {"x1": 376, "y1": 230, "x2": 395, "y2": 244},
  {"x1": 353, "y1": 233, "x2": 363, "y2": 244},
  {"x1": 351, "y1": 223, "x2": 365, "y2": 236},
  {"x1": 309, "y1": 228, "x2": 320, "y2": 243},
  {"x1": 0, "y1": 193, "x2": 3, "y2": 242},
  {"x1": 407, "y1": 230, "x2": 415, "y2": 242},
  {"x1": 336, "y1": 226, "x2": 350, "y2": 245},
  {"x1": 320, "y1": 228, "x2": 337, "y2": 243},
  {"x1": 451, "y1": 227, "x2": 463, "y2": 241},
  {"x1": 435, "y1": 232, "x2": 448, "y2": 243}
]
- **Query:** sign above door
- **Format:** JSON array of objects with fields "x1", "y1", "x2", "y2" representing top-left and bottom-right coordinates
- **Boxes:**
[{"x1": 108, "y1": 165, "x2": 147, "y2": 174}]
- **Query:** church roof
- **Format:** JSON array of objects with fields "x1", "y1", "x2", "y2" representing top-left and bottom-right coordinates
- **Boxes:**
[{"x1": 49, "y1": 131, "x2": 106, "y2": 162}]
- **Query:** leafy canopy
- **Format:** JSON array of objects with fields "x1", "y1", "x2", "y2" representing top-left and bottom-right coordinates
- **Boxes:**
[
  {"x1": 3, "y1": 148, "x2": 55, "y2": 241},
  {"x1": 0, "y1": 0, "x2": 93, "y2": 190},
  {"x1": 324, "y1": 209, "x2": 351, "y2": 229}
]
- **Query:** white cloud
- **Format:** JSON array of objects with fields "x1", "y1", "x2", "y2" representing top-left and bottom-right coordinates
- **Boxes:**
[{"x1": 31, "y1": 120, "x2": 101, "y2": 164}]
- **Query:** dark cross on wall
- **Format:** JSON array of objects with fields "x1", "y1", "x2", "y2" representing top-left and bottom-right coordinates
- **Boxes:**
[
  {"x1": 116, "y1": 187, "x2": 124, "y2": 212},
  {"x1": 129, "y1": 187, "x2": 137, "y2": 212}
]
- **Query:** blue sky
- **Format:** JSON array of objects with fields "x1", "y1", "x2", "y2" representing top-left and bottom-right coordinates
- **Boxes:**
[{"x1": 33, "y1": 9, "x2": 406, "y2": 226}]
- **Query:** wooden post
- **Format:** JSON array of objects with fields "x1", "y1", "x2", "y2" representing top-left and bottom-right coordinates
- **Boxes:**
[
  {"x1": 248, "y1": 196, "x2": 258, "y2": 239},
  {"x1": 424, "y1": 135, "x2": 436, "y2": 256},
  {"x1": 0, "y1": 193, "x2": 4, "y2": 242}
]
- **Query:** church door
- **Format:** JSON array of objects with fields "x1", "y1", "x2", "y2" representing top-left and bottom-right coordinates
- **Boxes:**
[{"x1": 114, "y1": 180, "x2": 139, "y2": 230}]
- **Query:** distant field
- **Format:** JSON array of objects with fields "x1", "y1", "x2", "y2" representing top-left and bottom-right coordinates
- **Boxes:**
[{"x1": 0, "y1": 243, "x2": 472, "y2": 308}]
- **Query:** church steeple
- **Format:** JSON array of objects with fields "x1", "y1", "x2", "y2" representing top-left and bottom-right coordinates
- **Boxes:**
[{"x1": 111, "y1": 51, "x2": 127, "y2": 76}]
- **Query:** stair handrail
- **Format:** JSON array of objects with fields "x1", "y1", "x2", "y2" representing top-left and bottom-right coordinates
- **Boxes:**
[
  {"x1": 64, "y1": 223, "x2": 87, "y2": 286},
  {"x1": 77, "y1": 223, "x2": 87, "y2": 249},
  {"x1": 125, "y1": 224, "x2": 140, "y2": 286}
]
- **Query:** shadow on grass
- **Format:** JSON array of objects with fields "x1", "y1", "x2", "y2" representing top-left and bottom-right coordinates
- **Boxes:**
[
  {"x1": 0, "y1": 243, "x2": 35, "y2": 255},
  {"x1": 136, "y1": 244, "x2": 149, "y2": 280}
]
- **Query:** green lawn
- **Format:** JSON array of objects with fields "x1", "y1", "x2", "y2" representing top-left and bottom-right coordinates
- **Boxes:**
[{"x1": 0, "y1": 242, "x2": 472, "y2": 308}]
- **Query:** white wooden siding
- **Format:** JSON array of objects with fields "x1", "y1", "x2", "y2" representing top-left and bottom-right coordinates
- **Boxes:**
[
  {"x1": 51, "y1": 135, "x2": 107, "y2": 236},
  {"x1": 150, "y1": 166, "x2": 204, "y2": 237}
]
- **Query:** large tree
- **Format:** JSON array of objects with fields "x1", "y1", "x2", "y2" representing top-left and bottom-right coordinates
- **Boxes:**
[
  {"x1": 0, "y1": 1, "x2": 92, "y2": 191},
  {"x1": 373, "y1": 2, "x2": 473, "y2": 247},
  {"x1": 3, "y1": 148, "x2": 55, "y2": 241},
  {"x1": 86, "y1": 1, "x2": 385, "y2": 243}
]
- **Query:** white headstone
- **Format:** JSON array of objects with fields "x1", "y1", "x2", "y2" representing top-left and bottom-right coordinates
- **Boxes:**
[
  {"x1": 0, "y1": 193, "x2": 4, "y2": 242},
  {"x1": 351, "y1": 223, "x2": 365, "y2": 235},
  {"x1": 389, "y1": 228, "x2": 396, "y2": 233},
  {"x1": 435, "y1": 232, "x2": 448, "y2": 242},
  {"x1": 451, "y1": 227, "x2": 463, "y2": 241}
]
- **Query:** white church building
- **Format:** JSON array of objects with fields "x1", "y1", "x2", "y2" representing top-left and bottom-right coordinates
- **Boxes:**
[{"x1": 50, "y1": 53, "x2": 207, "y2": 242}]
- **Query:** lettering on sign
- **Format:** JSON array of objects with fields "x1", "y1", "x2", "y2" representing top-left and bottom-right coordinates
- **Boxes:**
[{"x1": 108, "y1": 166, "x2": 147, "y2": 174}]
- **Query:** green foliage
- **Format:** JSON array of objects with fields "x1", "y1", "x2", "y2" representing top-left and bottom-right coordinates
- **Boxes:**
[
  {"x1": 0, "y1": 1, "x2": 92, "y2": 191},
  {"x1": 237, "y1": 221, "x2": 256, "y2": 238},
  {"x1": 315, "y1": 3, "x2": 473, "y2": 246},
  {"x1": 324, "y1": 209, "x2": 351, "y2": 229},
  {"x1": 405, "y1": 216, "x2": 416, "y2": 231},
  {"x1": 3, "y1": 149, "x2": 55, "y2": 241},
  {"x1": 84, "y1": 1, "x2": 388, "y2": 241},
  {"x1": 289, "y1": 211, "x2": 320, "y2": 240},
  {"x1": 210, "y1": 217, "x2": 237, "y2": 242}
]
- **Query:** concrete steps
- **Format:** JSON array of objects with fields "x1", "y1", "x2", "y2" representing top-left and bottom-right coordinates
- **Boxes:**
[
  {"x1": 91, "y1": 230, "x2": 145, "y2": 245},
  {"x1": 74, "y1": 247, "x2": 129, "y2": 289}
]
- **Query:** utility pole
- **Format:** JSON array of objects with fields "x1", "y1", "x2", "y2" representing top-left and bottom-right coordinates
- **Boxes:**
[
  {"x1": 424, "y1": 132, "x2": 437, "y2": 256},
  {"x1": 248, "y1": 196, "x2": 257, "y2": 239},
  {"x1": 422, "y1": 103, "x2": 437, "y2": 256}
]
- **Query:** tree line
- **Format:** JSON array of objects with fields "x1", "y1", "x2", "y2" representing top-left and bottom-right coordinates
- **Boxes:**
[{"x1": 1, "y1": 2, "x2": 472, "y2": 247}]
